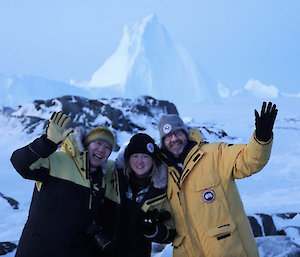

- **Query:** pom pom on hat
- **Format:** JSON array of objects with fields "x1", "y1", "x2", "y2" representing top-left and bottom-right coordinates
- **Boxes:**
[
  {"x1": 83, "y1": 126, "x2": 115, "y2": 150},
  {"x1": 124, "y1": 133, "x2": 160, "y2": 164}
]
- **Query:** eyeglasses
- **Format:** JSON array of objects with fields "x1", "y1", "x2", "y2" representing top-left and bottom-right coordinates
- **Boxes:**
[{"x1": 164, "y1": 130, "x2": 185, "y2": 142}]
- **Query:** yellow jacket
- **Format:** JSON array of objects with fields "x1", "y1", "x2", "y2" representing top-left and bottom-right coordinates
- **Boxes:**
[
  {"x1": 161, "y1": 129, "x2": 273, "y2": 257},
  {"x1": 10, "y1": 128, "x2": 115, "y2": 257}
]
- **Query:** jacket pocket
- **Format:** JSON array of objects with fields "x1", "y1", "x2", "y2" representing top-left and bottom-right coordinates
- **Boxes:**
[
  {"x1": 205, "y1": 220, "x2": 236, "y2": 238},
  {"x1": 188, "y1": 172, "x2": 220, "y2": 192},
  {"x1": 204, "y1": 220, "x2": 246, "y2": 257}
]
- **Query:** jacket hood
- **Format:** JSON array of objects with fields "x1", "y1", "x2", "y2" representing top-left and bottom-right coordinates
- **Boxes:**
[
  {"x1": 115, "y1": 149, "x2": 167, "y2": 189},
  {"x1": 188, "y1": 128, "x2": 206, "y2": 145}
]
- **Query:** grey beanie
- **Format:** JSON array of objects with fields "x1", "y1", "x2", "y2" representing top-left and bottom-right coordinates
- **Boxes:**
[{"x1": 158, "y1": 114, "x2": 189, "y2": 145}]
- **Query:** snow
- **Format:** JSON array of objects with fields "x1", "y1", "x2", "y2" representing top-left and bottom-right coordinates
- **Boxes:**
[{"x1": 1, "y1": 96, "x2": 300, "y2": 256}]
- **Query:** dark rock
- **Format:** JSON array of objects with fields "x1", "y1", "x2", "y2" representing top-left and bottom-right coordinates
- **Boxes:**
[
  {"x1": 0, "y1": 242, "x2": 17, "y2": 255},
  {"x1": 248, "y1": 213, "x2": 300, "y2": 238},
  {"x1": 259, "y1": 213, "x2": 278, "y2": 236},
  {"x1": 275, "y1": 213, "x2": 298, "y2": 219},
  {"x1": 248, "y1": 216, "x2": 263, "y2": 237},
  {"x1": 0, "y1": 107, "x2": 14, "y2": 116},
  {"x1": 0, "y1": 193, "x2": 19, "y2": 209}
]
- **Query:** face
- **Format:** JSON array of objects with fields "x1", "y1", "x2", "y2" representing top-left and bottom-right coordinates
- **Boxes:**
[
  {"x1": 87, "y1": 140, "x2": 112, "y2": 168},
  {"x1": 163, "y1": 130, "x2": 188, "y2": 158},
  {"x1": 129, "y1": 153, "x2": 153, "y2": 178}
]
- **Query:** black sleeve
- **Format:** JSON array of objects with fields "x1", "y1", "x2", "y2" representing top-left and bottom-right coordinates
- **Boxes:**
[{"x1": 10, "y1": 135, "x2": 58, "y2": 182}]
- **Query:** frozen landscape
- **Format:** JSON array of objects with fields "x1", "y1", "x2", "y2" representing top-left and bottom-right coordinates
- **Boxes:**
[
  {"x1": 1, "y1": 11, "x2": 300, "y2": 257},
  {"x1": 1, "y1": 96, "x2": 300, "y2": 256}
]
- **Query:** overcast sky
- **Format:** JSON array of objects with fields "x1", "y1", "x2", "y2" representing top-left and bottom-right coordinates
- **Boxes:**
[{"x1": 0, "y1": 0, "x2": 299, "y2": 94}]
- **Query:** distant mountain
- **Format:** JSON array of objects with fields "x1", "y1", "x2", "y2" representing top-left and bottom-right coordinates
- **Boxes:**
[
  {"x1": 0, "y1": 74, "x2": 91, "y2": 108},
  {"x1": 87, "y1": 14, "x2": 220, "y2": 104}
]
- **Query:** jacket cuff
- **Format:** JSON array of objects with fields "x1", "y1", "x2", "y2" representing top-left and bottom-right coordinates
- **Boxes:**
[{"x1": 254, "y1": 131, "x2": 273, "y2": 145}]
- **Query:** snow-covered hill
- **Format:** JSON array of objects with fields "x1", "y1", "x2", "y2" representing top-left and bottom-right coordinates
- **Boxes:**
[{"x1": 0, "y1": 74, "x2": 91, "y2": 108}]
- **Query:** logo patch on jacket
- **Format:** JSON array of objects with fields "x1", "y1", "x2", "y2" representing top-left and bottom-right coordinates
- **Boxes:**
[{"x1": 202, "y1": 189, "x2": 216, "y2": 203}]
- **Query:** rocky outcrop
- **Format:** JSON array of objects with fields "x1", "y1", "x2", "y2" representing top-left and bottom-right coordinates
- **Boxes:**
[
  {"x1": 4, "y1": 95, "x2": 179, "y2": 151},
  {"x1": 0, "y1": 242, "x2": 17, "y2": 255},
  {"x1": 248, "y1": 213, "x2": 300, "y2": 237}
]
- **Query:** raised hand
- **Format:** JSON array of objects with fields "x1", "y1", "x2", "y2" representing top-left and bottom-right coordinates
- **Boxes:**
[
  {"x1": 255, "y1": 102, "x2": 278, "y2": 142},
  {"x1": 46, "y1": 112, "x2": 73, "y2": 144}
]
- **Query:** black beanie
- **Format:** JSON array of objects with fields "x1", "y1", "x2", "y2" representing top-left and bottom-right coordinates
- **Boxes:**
[{"x1": 124, "y1": 133, "x2": 160, "y2": 165}]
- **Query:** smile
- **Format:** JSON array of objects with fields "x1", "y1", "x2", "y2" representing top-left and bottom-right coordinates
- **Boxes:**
[{"x1": 93, "y1": 153, "x2": 103, "y2": 160}]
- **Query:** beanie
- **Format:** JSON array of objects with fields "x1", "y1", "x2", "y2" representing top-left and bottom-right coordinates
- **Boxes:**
[
  {"x1": 83, "y1": 126, "x2": 115, "y2": 149},
  {"x1": 157, "y1": 114, "x2": 189, "y2": 144},
  {"x1": 124, "y1": 133, "x2": 160, "y2": 164}
]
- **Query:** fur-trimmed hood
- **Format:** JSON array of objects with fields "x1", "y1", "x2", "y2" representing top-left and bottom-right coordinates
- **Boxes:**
[{"x1": 115, "y1": 149, "x2": 168, "y2": 189}]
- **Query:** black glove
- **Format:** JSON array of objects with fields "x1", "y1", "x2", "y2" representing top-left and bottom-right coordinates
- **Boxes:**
[
  {"x1": 143, "y1": 209, "x2": 171, "y2": 237},
  {"x1": 255, "y1": 102, "x2": 278, "y2": 142},
  {"x1": 86, "y1": 222, "x2": 111, "y2": 251}
]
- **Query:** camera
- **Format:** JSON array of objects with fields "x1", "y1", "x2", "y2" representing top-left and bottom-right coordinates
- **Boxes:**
[{"x1": 86, "y1": 222, "x2": 111, "y2": 250}]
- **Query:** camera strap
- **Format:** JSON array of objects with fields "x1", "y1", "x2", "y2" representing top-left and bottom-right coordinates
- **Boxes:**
[{"x1": 88, "y1": 168, "x2": 106, "y2": 222}]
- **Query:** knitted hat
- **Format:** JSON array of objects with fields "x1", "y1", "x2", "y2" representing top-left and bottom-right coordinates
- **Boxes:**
[
  {"x1": 83, "y1": 126, "x2": 115, "y2": 149},
  {"x1": 158, "y1": 114, "x2": 189, "y2": 144},
  {"x1": 124, "y1": 133, "x2": 160, "y2": 164}
]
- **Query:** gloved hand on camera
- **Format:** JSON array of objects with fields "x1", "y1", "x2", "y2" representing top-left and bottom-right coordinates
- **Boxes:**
[
  {"x1": 255, "y1": 102, "x2": 278, "y2": 142},
  {"x1": 143, "y1": 209, "x2": 171, "y2": 238},
  {"x1": 86, "y1": 222, "x2": 111, "y2": 251},
  {"x1": 46, "y1": 112, "x2": 73, "y2": 145}
]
